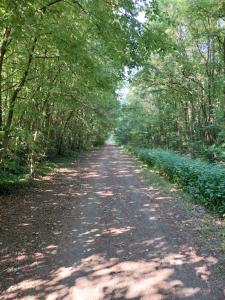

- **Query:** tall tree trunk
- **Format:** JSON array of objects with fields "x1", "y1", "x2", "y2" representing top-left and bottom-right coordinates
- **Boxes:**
[
  {"x1": 1, "y1": 37, "x2": 37, "y2": 157},
  {"x1": 57, "y1": 110, "x2": 74, "y2": 155},
  {"x1": 0, "y1": 27, "x2": 11, "y2": 131},
  {"x1": 30, "y1": 131, "x2": 38, "y2": 177}
]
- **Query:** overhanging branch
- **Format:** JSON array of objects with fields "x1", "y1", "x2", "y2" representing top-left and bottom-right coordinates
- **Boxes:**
[{"x1": 40, "y1": 0, "x2": 64, "y2": 12}]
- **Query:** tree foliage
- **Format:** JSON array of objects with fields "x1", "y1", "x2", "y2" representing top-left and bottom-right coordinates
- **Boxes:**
[
  {"x1": 0, "y1": 0, "x2": 144, "y2": 177},
  {"x1": 116, "y1": 0, "x2": 225, "y2": 162}
]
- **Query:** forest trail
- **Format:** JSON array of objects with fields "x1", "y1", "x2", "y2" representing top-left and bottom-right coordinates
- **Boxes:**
[{"x1": 0, "y1": 145, "x2": 225, "y2": 300}]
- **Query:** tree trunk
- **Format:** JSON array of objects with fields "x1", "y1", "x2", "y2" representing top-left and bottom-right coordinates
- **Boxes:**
[
  {"x1": 0, "y1": 27, "x2": 11, "y2": 131},
  {"x1": 30, "y1": 131, "x2": 38, "y2": 177},
  {"x1": 1, "y1": 37, "x2": 37, "y2": 155}
]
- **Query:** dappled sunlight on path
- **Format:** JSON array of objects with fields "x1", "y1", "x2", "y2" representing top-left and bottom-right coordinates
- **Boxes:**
[{"x1": 0, "y1": 145, "x2": 224, "y2": 299}]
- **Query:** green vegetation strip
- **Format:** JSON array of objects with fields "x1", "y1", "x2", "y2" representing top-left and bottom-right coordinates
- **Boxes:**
[
  {"x1": 0, "y1": 155, "x2": 77, "y2": 194},
  {"x1": 129, "y1": 147, "x2": 225, "y2": 215}
]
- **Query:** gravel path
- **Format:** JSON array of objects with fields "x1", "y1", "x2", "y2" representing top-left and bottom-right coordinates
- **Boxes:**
[{"x1": 0, "y1": 144, "x2": 224, "y2": 299}]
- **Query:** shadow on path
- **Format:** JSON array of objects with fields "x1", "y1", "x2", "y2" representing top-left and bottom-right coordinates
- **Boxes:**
[{"x1": 0, "y1": 145, "x2": 224, "y2": 299}]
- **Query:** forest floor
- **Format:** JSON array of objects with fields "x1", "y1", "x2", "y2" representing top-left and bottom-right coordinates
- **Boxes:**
[{"x1": 0, "y1": 144, "x2": 225, "y2": 300}]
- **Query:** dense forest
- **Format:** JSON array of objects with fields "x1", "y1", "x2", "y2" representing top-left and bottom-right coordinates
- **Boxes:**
[
  {"x1": 116, "y1": 0, "x2": 225, "y2": 162},
  {"x1": 115, "y1": 0, "x2": 225, "y2": 214},
  {"x1": 0, "y1": 0, "x2": 145, "y2": 181}
]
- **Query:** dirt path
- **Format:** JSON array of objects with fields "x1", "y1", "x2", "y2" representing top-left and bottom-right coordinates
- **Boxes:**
[{"x1": 0, "y1": 145, "x2": 225, "y2": 300}]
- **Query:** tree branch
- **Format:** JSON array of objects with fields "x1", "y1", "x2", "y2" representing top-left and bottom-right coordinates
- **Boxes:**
[
  {"x1": 72, "y1": 0, "x2": 89, "y2": 15},
  {"x1": 40, "y1": 0, "x2": 64, "y2": 12}
]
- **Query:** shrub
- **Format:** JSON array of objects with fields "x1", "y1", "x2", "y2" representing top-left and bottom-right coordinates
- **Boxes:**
[{"x1": 132, "y1": 148, "x2": 225, "y2": 214}]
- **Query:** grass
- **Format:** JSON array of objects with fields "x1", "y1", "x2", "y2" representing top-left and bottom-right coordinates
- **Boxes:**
[
  {"x1": 37, "y1": 155, "x2": 78, "y2": 175},
  {"x1": 0, "y1": 154, "x2": 78, "y2": 194}
]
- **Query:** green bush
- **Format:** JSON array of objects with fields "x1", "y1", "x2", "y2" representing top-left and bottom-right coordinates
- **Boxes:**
[
  {"x1": 132, "y1": 148, "x2": 225, "y2": 214},
  {"x1": 0, "y1": 170, "x2": 31, "y2": 193}
]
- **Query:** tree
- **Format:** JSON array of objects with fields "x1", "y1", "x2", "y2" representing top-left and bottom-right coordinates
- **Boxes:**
[
  {"x1": 116, "y1": 0, "x2": 225, "y2": 161},
  {"x1": 0, "y1": 0, "x2": 143, "y2": 176}
]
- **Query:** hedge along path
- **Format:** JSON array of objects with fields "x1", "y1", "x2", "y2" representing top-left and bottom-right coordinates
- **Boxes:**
[
  {"x1": 130, "y1": 147, "x2": 225, "y2": 215},
  {"x1": 0, "y1": 144, "x2": 225, "y2": 299}
]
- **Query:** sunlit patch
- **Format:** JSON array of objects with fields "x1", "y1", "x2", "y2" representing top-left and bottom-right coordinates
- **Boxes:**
[
  {"x1": 155, "y1": 196, "x2": 172, "y2": 200},
  {"x1": 95, "y1": 191, "x2": 114, "y2": 196},
  {"x1": 44, "y1": 245, "x2": 58, "y2": 255},
  {"x1": 86, "y1": 239, "x2": 95, "y2": 244},
  {"x1": 68, "y1": 255, "x2": 191, "y2": 300},
  {"x1": 206, "y1": 256, "x2": 218, "y2": 264},
  {"x1": 83, "y1": 172, "x2": 100, "y2": 179},
  {"x1": 79, "y1": 229, "x2": 99, "y2": 237},
  {"x1": 52, "y1": 266, "x2": 74, "y2": 281},
  {"x1": 117, "y1": 175, "x2": 133, "y2": 179},
  {"x1": 45, "y1": 245, "x2": 57, "y2": 250},
  {"x1": 3, "y1": 279, "x2": 45, "y2": 298},
  {"x1": 102, "y1": 226, "x2": 134, "y2": 236},
  {"x1": 133, "y1": 169, "x2": 141, "y2": 174},
  {"x1": 175, "y1": 287, "x2": 201, "y2": 298},
  {"x1": 195, "y1": 265, "x2": 210, "y2": 281},
  {"x1": 52, "y1": 231, "x2": 62, "y2": 236},
  {"x1": 163, "y1": 253, "x2": 185, "y2": 266},
  {"x1": 18, "y1": 223, "x2": 31, "y2": 227},
  {"x1": 117, "y1": 170, "x2": 129, "y2": 174},
  {"x1": 142, "y1": 237, "x2": 164, "y2": 247},
  {"x1": 16, "y1": 254, "x2": 28, "y2": 261},
  {"x1": 73, "y1": 192, "x2": 87, "y2": 196}
]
